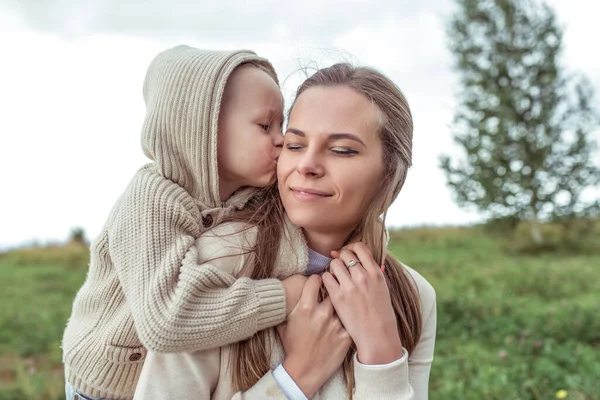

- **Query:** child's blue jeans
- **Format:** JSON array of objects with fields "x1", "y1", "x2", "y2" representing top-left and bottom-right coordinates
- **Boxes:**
[{"x1": 65, "y1": 382, "x2": 107, "y2": 400}]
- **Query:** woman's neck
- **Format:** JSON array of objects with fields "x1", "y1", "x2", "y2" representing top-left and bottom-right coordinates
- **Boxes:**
[{"x1": 303, "y1": 228, "x2": 349, "y2": 256}]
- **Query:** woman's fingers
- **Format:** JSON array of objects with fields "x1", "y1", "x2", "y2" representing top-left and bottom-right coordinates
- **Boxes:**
[
  {"x1": 338, "y1": 248, "x2": 361, "y2": 267},
  {"x1": 322, "y1": 271, "x2": 339, "y2": 292},
  {"x1": 318, "y1": 295, "x2": 334, "y2": 318},
  {"x1": 299, "y1": 274, "x2": 322, "y2": 308},
  {"x1": 329, "y1": 259, "x2": 353, "y2": 286},
  {"x1": 338, "y1": 248, "x2": 368, "y2": 278},
  {"x1": 345, "y1": 242, "x2": 380, "y2": 275}
]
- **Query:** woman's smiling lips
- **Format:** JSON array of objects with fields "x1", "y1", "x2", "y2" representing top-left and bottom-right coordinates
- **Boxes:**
[{"x1": 290, "y1": 186, "x2": 333, "y2": 201}]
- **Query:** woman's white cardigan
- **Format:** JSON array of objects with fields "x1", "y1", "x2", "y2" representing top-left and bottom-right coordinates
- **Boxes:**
[{"x1": 134, "y1": 222, "x2": 436, "y2": 399}]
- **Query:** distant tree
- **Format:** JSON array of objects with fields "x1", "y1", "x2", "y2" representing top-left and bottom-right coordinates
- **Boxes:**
[
  {"x1": 441, "y1": 0, "x2": 600, "y2": 243},
  {"x1": 69, "y1": 227, "x2": 87, "y2": 245}
]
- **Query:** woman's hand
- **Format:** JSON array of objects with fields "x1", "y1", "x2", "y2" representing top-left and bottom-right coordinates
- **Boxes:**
[
  {"x1": 277, "y1": 275, "x2": 352, "y2": 398},
  {"x1": 323, "y1": 242, "x2": 403, "y2": 365},
  {"x1": 282, "y1": 274, "x2": 308, "y2": 315}
]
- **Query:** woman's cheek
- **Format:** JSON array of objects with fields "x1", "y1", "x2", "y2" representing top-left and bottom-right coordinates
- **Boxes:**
[{"x1": 276, "y1": 156, "x2": 288, "y2": 179}]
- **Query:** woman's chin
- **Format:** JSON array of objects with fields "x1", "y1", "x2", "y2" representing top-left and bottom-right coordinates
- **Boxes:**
[
  {"x1": 286, "y1": 211, "x2": 336, "y2": 234},
  {"x1": 286, "y1": 211, "x2": 319, "y2": 231}
]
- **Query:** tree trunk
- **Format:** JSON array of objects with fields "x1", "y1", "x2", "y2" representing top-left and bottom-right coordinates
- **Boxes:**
[{"x1": 530, "y1": 211, "x2": 544, "y2": 245}]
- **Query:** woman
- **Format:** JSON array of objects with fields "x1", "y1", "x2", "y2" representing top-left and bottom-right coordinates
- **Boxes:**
[{"x1": 135, "y1": 63, "x2": 436, "y2": 399}]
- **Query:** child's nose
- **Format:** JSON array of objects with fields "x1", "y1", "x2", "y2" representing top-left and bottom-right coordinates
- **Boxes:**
[{"x1": 273, "y1": 131, "x2": 284, "y2": 147}]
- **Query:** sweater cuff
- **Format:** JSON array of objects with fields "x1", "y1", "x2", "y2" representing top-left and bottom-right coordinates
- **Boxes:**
[
  {"x1": 356, "y1": 348, "x2": 407, "y2": 369},
  {"x1": 272, "y1": 364, "x2": 309, "y2": 400},
  {"x1": 353, "y1": 348, "x2": 413, "y2": 399},
  {"x1": 254, "y1": 279, "x2": 287, "y2": 331}
]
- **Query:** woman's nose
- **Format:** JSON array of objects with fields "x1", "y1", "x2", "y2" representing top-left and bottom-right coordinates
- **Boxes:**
[{"x1": 297, "y1": 151, "x2": 324, "y2": 177}]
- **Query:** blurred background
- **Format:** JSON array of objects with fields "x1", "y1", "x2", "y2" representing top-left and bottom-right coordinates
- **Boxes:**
[{"x1": 0, "y1": 0, "x2": 598, "y2": 398}]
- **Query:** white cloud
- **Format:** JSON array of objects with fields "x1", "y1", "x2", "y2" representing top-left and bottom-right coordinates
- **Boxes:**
[{"x1": 3, "y1": 0, "x2": 438, "y2": 42}]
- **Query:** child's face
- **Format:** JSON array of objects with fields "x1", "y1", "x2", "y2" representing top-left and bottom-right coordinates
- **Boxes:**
[{"x1": 217, "y1": 65, "x2": 284, "y2": 200}]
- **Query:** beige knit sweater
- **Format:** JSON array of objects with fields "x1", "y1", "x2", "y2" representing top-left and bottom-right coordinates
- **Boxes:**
[
  {"x1": 61, "y1": 46, "x2": 305, "y2": 399},
  {"x1": 134, "y1": 222, "x2": 437, "y2": 399}
]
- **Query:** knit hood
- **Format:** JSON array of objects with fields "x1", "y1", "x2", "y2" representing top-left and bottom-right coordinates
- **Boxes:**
[{"x1": 141, "y1": 45, "x2": 278, "y2": 209}]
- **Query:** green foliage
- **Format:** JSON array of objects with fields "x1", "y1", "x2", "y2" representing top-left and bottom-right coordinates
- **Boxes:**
[
  {"x1": 0, "y1": 249, "x2": 88, "y2": 399},
  {"x1": 1, "y1": 244, "x2": 89, "y2": 269},
  {"x1": 441, "y1": 0, "x2": 600, "y2": 224},
  {"x1": 483, "y1": 214, "x2": 521, "y2": 235},
  {"x1": 68, "y1": 227, "x2": 87, "y2": 246},
  {"x1": 388, "y1": 225, "x2": 600, "y2": 399},
  {"x1": 505, "y1": 218, "x2": 600, "y2": 254},
  {"x1": 1, "y1": 227, "x2": 599, "y2": 399}
]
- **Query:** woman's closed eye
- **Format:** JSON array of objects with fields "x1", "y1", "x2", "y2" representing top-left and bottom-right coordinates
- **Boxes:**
[
  {"x1": 285, "y1": 143, "x2": 359, "y2": 156},
  {"x1": 258, "y1": 124, "x2": 270, "y2": 131},
  {"x1": 331, "y1": 147, "x2": 359, "y2": 156},
  {"x1": 285, "y1": 143, "x2": 304, "y2": 151}
]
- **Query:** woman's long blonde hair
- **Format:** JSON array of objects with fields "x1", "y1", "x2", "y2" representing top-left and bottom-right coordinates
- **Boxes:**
[{"x1": 227, "y1": 63, "x2": 422, "y2": 396}]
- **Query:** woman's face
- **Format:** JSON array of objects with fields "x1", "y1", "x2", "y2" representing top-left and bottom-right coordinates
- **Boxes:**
[{"x1": 278, "y1": 85, "x2": 384, "y2": 236}]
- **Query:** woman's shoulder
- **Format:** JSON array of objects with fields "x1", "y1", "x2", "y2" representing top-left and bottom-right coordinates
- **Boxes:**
[
  {"x1": 204, "y1": 221, "x2": 258, "y2": 240},
  {"x1": 402, "y1": 264, "x2": 436, "y2": 317},
  {"x1": 195, "y1": 222, "x2": 258, "y2": 267}
]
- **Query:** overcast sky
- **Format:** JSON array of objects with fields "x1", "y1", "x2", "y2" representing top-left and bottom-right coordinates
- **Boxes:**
[{"x1": 1, "y1": 0, "x2": 599, "y2": 249}]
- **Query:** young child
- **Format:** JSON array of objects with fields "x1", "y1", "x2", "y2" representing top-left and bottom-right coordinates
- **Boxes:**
[{"x1": 62, "y1": 45, "x2": 308, "y2": 400}]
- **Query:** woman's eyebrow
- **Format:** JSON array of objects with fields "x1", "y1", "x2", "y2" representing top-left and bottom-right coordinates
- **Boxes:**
[
  {"x1": 328, "y1": 133, "x2": 366, "y2": 147},
  {"x1": 285, "y1": 128, "x2": 366, "y2": 146},
  {"x1": 285, "y1": 127, "x2": 305, "y2": 137}
]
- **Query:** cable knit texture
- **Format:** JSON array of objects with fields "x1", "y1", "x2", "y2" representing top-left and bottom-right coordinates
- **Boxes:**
[
  {"x1": 61, "y1": 45, "x2": 300, "y2": 399},
  {"x1": 134, "y1": 223, "x2": 436, "y2": 399}
]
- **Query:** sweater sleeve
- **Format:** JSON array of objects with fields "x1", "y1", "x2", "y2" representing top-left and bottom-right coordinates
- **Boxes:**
[
  {"x1": 108, "y1": 172, "x2": 287, "y2": 353},
  {"x1": 353, "y1": 279, "x2": 437, "y2": 400}
]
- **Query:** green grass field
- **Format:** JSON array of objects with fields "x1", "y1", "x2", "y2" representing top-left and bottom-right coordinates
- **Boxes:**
[{"x1": 0, "y1": 226, "x2": 598, "y2": 399}]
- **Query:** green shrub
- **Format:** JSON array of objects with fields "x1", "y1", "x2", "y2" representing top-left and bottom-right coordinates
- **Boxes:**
[
  {"x1": 504, "y1": 219, "x2": 599, "y2": 254},
  {"x1": 1, "y1": 244, "x2": 89, "y2": 269},
  {"x1": 1, "y1": 228, "x2": 599, "y2": 399}
]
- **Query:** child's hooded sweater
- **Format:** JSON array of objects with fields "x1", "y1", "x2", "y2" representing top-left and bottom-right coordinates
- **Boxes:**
[{"x1": 61, "y1": 45, "x2": 305, "y2": 399}]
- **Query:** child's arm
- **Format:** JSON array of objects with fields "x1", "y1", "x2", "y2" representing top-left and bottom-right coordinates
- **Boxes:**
[{"x1": 108, "y1": 173, "x2": 294, "y2": 353}]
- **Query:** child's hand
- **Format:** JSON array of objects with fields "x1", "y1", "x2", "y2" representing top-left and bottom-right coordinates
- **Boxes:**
[
  {"x1": 277, "y1": 275, "x2": 351, "y2": 398},
  {"x1": 282, "y1": 274, "x2": 308, "y2": 315}
]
